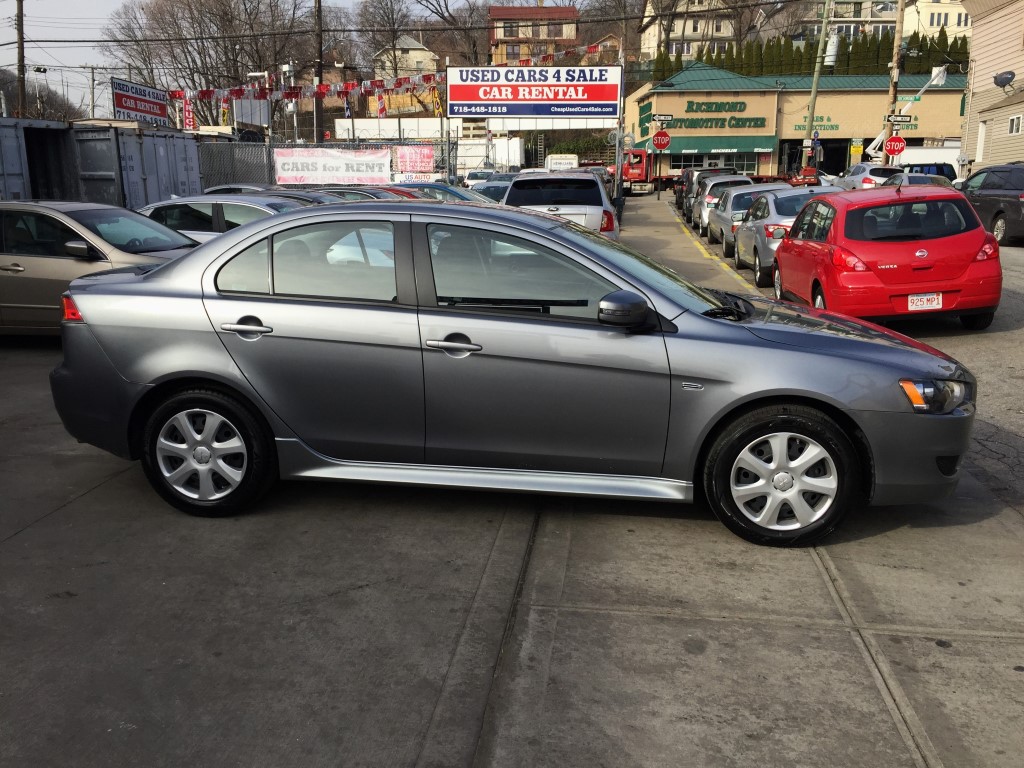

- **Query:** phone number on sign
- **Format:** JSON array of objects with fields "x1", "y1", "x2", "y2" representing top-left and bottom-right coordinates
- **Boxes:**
[{"x1": 450, "y1": 105, "x2": 509, "y2": 114}]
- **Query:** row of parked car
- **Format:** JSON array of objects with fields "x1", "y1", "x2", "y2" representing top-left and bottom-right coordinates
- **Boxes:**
[{"x1": 679, "y1": 163, "x2": 1006, "y2": 331}]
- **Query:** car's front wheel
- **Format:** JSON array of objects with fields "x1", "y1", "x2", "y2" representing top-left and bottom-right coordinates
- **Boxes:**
[
  {"x1": 708, "y1": 225, "x2": 719, "y2": 244},
  {"x1": 703, "y1": 405, "x2": 862, "y2": 545},
  {"x1": 772, "y1": 262, "x2": 784, "y2": 300},
  {"x1": 753, "y1": 252, "x2": 772, "y2": 288},
  {"x1": 140, "y1": 388, "x2": 278, "y2": 516}
]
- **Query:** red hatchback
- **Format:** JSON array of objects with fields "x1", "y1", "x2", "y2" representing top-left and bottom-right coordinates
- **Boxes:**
[{"x1": 772, "y1": 186, "x2": 1002, "y2": 330}]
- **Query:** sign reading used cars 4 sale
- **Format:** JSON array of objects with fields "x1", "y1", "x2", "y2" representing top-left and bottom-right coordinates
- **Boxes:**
[
  {"x1": 110, "y1": 77, "x2": 170, "y2": 126},
  {"x1": 447, "y1": 67, "x2": 621, "y2": 118}
]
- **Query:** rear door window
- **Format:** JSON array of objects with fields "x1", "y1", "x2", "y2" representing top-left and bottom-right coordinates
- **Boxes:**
[
  {"x1": 150, "y1": 202, "x2": 215, "y2": 233},
  {"x1": 223, "y1": 203, "x2": 270, "y2": 230}
]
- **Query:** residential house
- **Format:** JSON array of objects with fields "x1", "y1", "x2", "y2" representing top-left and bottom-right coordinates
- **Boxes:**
[
  {"x1": 372, "y1": 34, "x2": 440, "y2": 80},
  {"x1": 489, "y1": 5, "x2": 580, "y2": 65}
]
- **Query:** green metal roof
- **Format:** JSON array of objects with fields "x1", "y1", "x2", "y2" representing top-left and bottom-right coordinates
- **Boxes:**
[{"x1": 645, "y1": 61, "x2": 966, "y2": 98}]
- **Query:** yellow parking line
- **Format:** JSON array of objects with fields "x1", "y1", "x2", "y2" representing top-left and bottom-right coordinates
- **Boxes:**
[{"x1": 668, "y1": 203, "x2": 755, "y2": 291}]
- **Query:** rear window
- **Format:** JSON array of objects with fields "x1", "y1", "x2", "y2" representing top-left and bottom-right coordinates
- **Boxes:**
[
  {"x1": 505, "y1": 178, "x2": 604, "y2": 207},
  {"x1": 774, "y1": 193, "x2": 818, "y2": 216},
  {"x1": 868, "y1": 168, "x2": 901, "y2": 179},
  {"x1": 844, "y1": 198, "x2": 980, "y2": 241}
]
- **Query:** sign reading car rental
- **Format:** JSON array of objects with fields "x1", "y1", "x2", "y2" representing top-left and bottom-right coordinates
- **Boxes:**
[
  {"x1": 447, "y1": 67, "x2": 621, "y2": 118},
  {"x1": 110, "y1": 77, "x2": 170, "y2": 126},
  {"x1": 274, "y1": 148, "x2": 391, "y2": 185}
]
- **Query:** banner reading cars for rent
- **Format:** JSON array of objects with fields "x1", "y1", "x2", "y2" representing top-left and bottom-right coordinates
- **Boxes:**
[
  {"x1": 274, "y1": 148, "x2": 390, "y2": 184},
  {"x1": 447, "y1": 66, "x2": 621, "y2": 118}
]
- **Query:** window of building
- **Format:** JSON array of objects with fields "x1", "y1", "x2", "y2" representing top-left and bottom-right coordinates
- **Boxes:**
[
  {"x1": 1010, "y1": 115, "x2": 1022, "y2": 135},
  {"x1": 507, "y1": 44, "x2": 521, "y2": 59},
  {"x1": 503, "y1": 22, "x2": 515, "y2": 37},
  {"x1": 692, "y1": 19, "x2": 699, "y2": 32},
  {"x1": 532, "y1": 22, "x2": 541, "y2": 37},
  {"x1": 547, "y1": 22, "x2": 562, "y2": 38},
  {"x1": 670, "y1": 41, "x2": 693, "y2": 55},
  {"x1": 714, "y1": 18, "x2": 724, "y2": 33}
]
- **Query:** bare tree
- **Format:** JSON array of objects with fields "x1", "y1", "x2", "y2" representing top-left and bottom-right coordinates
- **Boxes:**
[
  {"x1": 101, "y1": 0, "x2": 316, "y2": 125},
  {"x1": 414, "y1": 0, "x2": 490, "y2": 65},
  {"x1": 357, "y1": 0, "x2": 414, "y2": 78},
  {"x1": 0, "y1": 68, "x2": 86, "y2": 121}
]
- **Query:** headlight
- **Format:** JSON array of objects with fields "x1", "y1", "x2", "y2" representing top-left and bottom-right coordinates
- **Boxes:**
[{"x1": 899, "y1": 379, "x2": 973, "y2": 414}]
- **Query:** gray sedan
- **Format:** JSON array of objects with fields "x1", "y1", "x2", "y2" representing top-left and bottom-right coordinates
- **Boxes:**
[
  {"x1": 138, "y1": 194, "x2": 306, "y2": 243},
  {"x1": 707, "y1": 183, "x2": 791, "y2": 253},
  {"x1": 50, "y1": 201, "x2": 976, "y2": 546},
  {"x1": 733, "y1": 186, "x2": 842, "y2": 287}
]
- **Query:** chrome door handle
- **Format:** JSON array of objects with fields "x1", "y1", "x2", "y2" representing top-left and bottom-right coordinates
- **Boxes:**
[
  {"x1": 221, "y1": 322, "x2": 273, "y2": 335},
  {"x1": 425, "y1": 340, "x2": 482, "y2": 352},
  {"x1": 0, "y1": 264, "x2": 26, "y2": 273}
]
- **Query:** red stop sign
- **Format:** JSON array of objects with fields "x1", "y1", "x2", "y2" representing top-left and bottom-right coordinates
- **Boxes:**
[
  {"x1": 652, "y1": 130, "x2": 671, "y2": 151},
  {"x1": 884, "y1": 135, "x2": 906, "y2": 156}
]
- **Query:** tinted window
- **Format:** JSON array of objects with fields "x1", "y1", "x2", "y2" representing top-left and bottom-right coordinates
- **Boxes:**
[
  {"x1": 964, "y1": 172, "x2": 987, "y2": 192},
  {"x1": 272, "y1": 222, "x2": 396, "y2": 301},
  {"x1": 216, "y1": 238, "x2": 270, "y2": 294},
  {"x1": 791, "y1": 203, "x2": 818, "y2": 239},
  {"x1": 844, "y1": 198, "x2": 980, "y2": 241},
  {"x1": 427, "y1": 224, "x2": 615, "y2": 320},
  {"x1": 66, "y1": 208, "x2": 195, "y2": 253},
  {"x1": 1011, "y1": 169, "x2": 1024, "y2": 188},
  {"x1": 1, "y1": 211, "x2": 90, "y2": 258},
  {"x1": 748, "y1": 197, "x2": 768, "y2": 219},
  {"x1": 730, "y1": 191, "x2": 760, "y2": 211},
  {"x1": 149, "y1": 202, "x2": 214, "y2": 232},
  {"x1": 806, "y1": 203, "x2": 835, "y2": 241},
  {"x1": 504, "y1": 178, "x2": 603, "y2": 207},
  {"x1": 774, "y1": 193, "x2": 817, "y2": 217},
  {"x1": 981, "y1": 170, "x2": 1012, "y2": 190},
  {"x1": 868, "y1": 167, "x2": 901, "y2": 179},
  {"x1": 222, "y1": 203, "x2": 270, "y2": 230}
]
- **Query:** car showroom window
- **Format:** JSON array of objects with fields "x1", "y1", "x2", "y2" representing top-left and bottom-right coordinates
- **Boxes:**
[
  {"x1": 272, "y1": 221, "x2": 397, "y2": 302},
  {"x1": 216, "y1": 238, "x2": 270, "y2": 294},
  {"x1": 2, "y1": 211, "x2": 84, "y2": 258},
  {"x1": 427, "y1": 224, "x2": 615, "y2": 320}
]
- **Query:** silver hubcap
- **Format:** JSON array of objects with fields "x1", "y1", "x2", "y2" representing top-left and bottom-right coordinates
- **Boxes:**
[
  {"x1": 814, "y1": 293, "x2": 825, "y2": 309},
  {"x1": 155, "y1": 409, "x2": 247, "y2": 501},
  {"x1": 993, "y1": 218, "x2": 1005, "y2": 241},
  {"x1": 729, "y1": 432, "x2": 838, "y2": 530},
  {"x1": 773, "y1": 267, "x2": 782, "y2": 299}
]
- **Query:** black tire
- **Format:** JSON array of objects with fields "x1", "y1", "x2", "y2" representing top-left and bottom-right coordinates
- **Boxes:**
[
  {"x1": 699, "y1": 220, "x2": 708, "y2": 238},
  {"x1": 724, "y1": 237, "x2": 736, "y2": 261},
  {"x1": 708, "y1": 224, "x2": 719, "y2": 244},
  {"x1": 813, "y1": 287, "x2": 827, "y2": 310},
  {"x1": 754, "y1": 251, "x2": 772, "y2": 288},
  {"x1": 772, "y1": 262, "x2": 784, "y2": 300},
  {"x1": 140, "y1": 388, "x2": 278, "y2": 517},
  {"x1": 960, "y1": 311, "x2": 995, "y2": 331},
  {"x1": 991, "y1": 214, "x2": 1007, "y2": 245},
  {"x1": 703, "y1": 404, "x2": 862, "y2": 546}
]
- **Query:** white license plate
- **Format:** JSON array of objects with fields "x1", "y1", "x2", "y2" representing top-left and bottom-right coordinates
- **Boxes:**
[{"x1": 908, "y1": 292, "x2": 942, "y2": 311}]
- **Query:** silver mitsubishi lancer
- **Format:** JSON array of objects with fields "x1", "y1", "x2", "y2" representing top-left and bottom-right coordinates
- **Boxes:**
[{"x1": 50, "y1": 201, "x2": 976, "y2": 546}]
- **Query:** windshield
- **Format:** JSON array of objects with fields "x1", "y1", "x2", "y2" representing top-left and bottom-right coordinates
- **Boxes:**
[
  {"x1": 67, "y1": 208, "x2": 197, "y2": 253},
  {"x1": 460, "y1": 187, "x2": 498, "y2": 203},
  {"x1": 555, "y1": 221, "x2": 725, "y2": 315}
]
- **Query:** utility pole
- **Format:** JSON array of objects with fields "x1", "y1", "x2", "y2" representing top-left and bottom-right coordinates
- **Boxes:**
[
  {"x1": 803, "y1": 0, "x2": 835, "y2": 169},
  {"x1": 90, "y1": 67, "x2": 96, "y2": 118},
  {"x1": 313, "y1": 0, "x2": 324, "y2": 143},
  {"x1": 16, "y1": 0, "x2": 26, "y2": 117},
  {"x1": 883, "y1": 0, "x2": 908, "y2": 166}
]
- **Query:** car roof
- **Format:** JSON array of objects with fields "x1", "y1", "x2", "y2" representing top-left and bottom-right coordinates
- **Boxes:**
[
  {"x1": 703, "y1": 174, "x2": 751, "y2": 184},
  {"x1": 813, "y1": 185, "x2": 966, "y2": 208},
  {"x1": 141, "y1": 194, "x2": 294, "y2": 207},
  {"x1": 0, "y1": 200, "x2": 122, "y2": 212},
  {"x1": 764, "y1": 185, "x2": 843, "y2": 197}
]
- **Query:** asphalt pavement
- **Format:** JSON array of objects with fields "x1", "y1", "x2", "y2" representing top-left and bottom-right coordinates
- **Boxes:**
[{"x1": 1, "y1": 195, "x2": 1022, "y2": 768}]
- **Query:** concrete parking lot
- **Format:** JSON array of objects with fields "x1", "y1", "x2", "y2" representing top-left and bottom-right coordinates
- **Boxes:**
[{"x1": 2, "y1": 195, "x2": 1023, "y2": 768}]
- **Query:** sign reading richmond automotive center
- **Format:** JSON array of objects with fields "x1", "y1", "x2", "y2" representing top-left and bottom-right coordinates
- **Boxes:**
[
  {"x1": 447, "y1": 67, "x2": 621, "y2": 118},
  {"x1": 110, "y1": 78, "x2": 170, "y2": 126},
  {"x1": 274, "y1": 148, "x2": 390, "y2": 184}
]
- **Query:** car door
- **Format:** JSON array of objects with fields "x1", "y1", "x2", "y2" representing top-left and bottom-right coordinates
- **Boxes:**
[
  {"x1": 779, "y1": 202, "x2": 823, "y2": 302},
  {"x1": 413, "y1": 219, "x2": 671, "y2": 476},
  {"x1": 960, "y1": 170, "x2": 989, "y2": 224},
  {"x1": 202, "y1": 213, "x2": 424, "y2": 463},
  {"x1": 735, "y1": 196, "x2": 767, "y2": 264},
  {"x1": 0, "y1": 209, "x2": 111, "y2": 329}
]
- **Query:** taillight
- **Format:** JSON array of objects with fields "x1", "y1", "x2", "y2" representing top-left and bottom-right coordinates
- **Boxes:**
[
  {"x1": 705, "y1": 194, "x2": 715, "y2": 204},
  {"x1": 600, "y1": 210, "x2": 616, "y2": 233},
  {"x1": 862, "y1": 177, "x2": 877, "y2": 187},
  {"x1": 831, "y1": 246, "x2": 868, "y2": 272},
  {"x1": 975, "y1": 234, "x2": 999, "y2": 261},
  {"x1": 61, "y1": 294, "x2": 84, "y2": 322},
  {"x1": 764, "y1": 223, "x2": 790, "y2": 238}
]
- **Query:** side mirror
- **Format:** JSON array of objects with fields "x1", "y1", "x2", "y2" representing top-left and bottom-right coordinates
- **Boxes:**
[
  {"x1": 732, "y1": 212, "x2": 746, "y2": 222},
  {"x1": 598, "y1": 290, "x2": 650, "y2": 328},
  {"x1": 771, "y1": 228, "x2": 787, "y2": 240},
  {"x1": 953, "y1": 181, "x2": 964, "y2": 190},
  {"x1": 65, "y1": 240, "x2": 96, "y2": 259}
]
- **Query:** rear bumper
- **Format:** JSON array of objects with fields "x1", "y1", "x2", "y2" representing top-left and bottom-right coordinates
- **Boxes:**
[
  {"x1": 855, "y1": 409, "x2": 975, "y2": 506},
  {"x1": 50, "y1": 323, "x2": 145, "y2": 459},
  {"x1": 825, "y1": 263, "x2": 1002, "y2": 319}
]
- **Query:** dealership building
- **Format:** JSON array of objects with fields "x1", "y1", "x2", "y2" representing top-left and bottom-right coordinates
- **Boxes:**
[{"x1": 624, "y1": 62, "x2": 966, "y2": 176}]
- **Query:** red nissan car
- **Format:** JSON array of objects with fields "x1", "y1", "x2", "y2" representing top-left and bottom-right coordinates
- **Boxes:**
[{"x1": 772, "y1": 186, "x2": 1002, "y2": 330}]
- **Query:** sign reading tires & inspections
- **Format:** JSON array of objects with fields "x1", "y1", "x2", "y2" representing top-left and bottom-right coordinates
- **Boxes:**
[
  {"x1": 884, "y1": 135, "x2": 907, "y2": 157},
  {"x1": 110, "y1": 78, "x2": 170, "y2": 126},
  {"x1": 447, "y1": 67, "x2": 622, "y2": 118}
]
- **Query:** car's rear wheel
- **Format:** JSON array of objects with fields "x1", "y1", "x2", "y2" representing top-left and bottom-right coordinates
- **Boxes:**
[
  {"x1": 141, "y1": 388, "x2": 278, "y2": 516},
  {"x1": 728, "y1": 239, "x2": 739, "y2": 264},
  {"x1": 991, "y1": 214, "x2": 1007, "y2": 245},
  {"x1": 703, "y1": 405, "x2": 862, "y2": 545},
  {"x1": 772, "y1": 262, "x2": 784, "y2": 300},
  {"x1": 960, "y1": 311, "x2": 995, "y2": 331},
  {"x1": 708, "y1": 225, "x2": 719, "y2": 244},
  {"x1": 813, "y1": 288, "x2": 827, "y2": 309},
  {"x1": 699, "y1": 220, "x2": 708, "y2": 238},
  {"x1": 754, "y1": 252, "x2": 772, "y2": 288}
]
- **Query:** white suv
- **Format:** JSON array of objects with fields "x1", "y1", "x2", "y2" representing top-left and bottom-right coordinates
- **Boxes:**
[
  {"x1": 501, "y1": 173, "x2": 620, "y2": 240},
  {"x1": 834, "y1": 163, "x2": 902, "y2": 189}
]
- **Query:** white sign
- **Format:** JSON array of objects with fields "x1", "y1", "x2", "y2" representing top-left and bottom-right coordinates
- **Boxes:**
[
  {"x1": 110, "y1": 77, "x2": 170, "y2": 126},
  {"x1": 447, "y1": 67, "x2": 622, "y2": 118},
  {"x1": 274, "y1": 148, "x2": 390, "y2": 184}
]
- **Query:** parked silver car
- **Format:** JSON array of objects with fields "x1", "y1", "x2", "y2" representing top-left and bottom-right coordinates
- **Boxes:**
[
  {"x1": 733, "y1": 186, "x2": 842, "y2": 287},
  {"x1": 707, "y1": 182, "x2": 790, "y2": 251},
  {"x1": 691, "y1": 175, "x2": 753, "y2": 238},
  {"x1": 1, "y1": 200, "x2": 197, "y2": 333},
  {"x1": 50, "y1": 201, "x2": 977, "y2": 546},
  {"x1": 138, "y1": 194, "x2": 306, "y2": 243},
  {"x1": 502, "y1": 172, "x2": 619, "y2": 240},
  {"x1": 833, "y1": 163, "x2": 901, "y2": 190}
]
